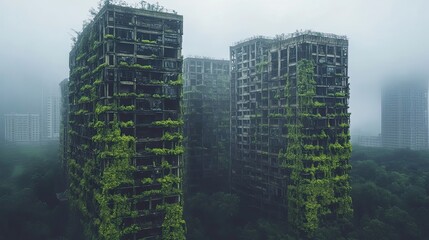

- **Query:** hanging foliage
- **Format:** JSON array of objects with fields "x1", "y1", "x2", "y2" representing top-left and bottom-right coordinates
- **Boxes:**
[{"x1": 281, "y1": 59, "x2": 352, "y2": 236}]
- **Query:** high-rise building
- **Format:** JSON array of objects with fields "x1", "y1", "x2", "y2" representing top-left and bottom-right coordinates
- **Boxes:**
[
  {"x1": 42, "y1": 95, "x2": 60, "y2": 140},
  {"x1": 183, "y1": 57, "x2": 230, "y2": 192},
  {"x1": 230, "y1": 31, "x2": 352, "y2": 234},
  {"x1": 67, "y1": 3, "x2": 185, "y2": 239},
  {"x1": 4, "y1": 113, "x2": 40, "y2": 143},
  {"x1": 381, "y1": 80, "x2": 428, "y2": 150}
]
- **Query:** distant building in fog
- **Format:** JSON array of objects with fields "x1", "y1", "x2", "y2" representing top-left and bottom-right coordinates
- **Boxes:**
[
  {"x1": 381, "y1": 80, "x2": 428, "y2": 150},
  {"x1": 183, "y1": 57, "x2": 230, "y2": 192},
  {"x1": 4, "y1": 113, "x2": 40, "y2": 143},
  {"x1": 42, "y1": 95, "x2": 60, "y2": 140},
  {"x1": 352, "y1": 134, "x2": 381, "y2": 147}
]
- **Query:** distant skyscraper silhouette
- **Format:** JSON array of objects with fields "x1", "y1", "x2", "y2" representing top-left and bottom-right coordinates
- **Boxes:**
[
  {"x1": 42, "y1": 95, "x2": 60, "y2": 140},
  {"x1": 381, "y1": 80, "x2": 428, "y2": 150}
]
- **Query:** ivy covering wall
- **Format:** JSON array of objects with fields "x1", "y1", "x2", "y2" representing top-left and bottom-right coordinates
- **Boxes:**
[{"x1": 281, "y1": 59, "x2": 353, "y2": 236}]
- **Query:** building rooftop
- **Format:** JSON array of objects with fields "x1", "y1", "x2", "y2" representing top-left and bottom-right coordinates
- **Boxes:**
[
  {"x1": 275, "y1": 30, "x2": 348, "y2": 41},
  {"x1": 97, "y1": 3, "x2": 183, "y2": 20},
  {"x1": 232, "y1": 30, "x2": 347, "y2": 47},
  {"x1": 232, "y1": 35, "x2": 272, "y2": 47}
]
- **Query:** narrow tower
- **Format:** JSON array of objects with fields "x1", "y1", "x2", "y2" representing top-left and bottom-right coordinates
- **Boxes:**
[{"x1": 183, "y1": 57, "x2": 230, "y2": 192}]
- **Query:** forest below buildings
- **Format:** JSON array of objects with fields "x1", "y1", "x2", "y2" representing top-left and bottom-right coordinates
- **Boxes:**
[
  {"x1": 186, "y1": 146, "x2": 429, "y2": 239},
  {"x1": 0, "y1": 144, "x2": 428, "y2": 239},
  {"x1": 0, "y1": 143, "x2": 84, "y2": 240}
]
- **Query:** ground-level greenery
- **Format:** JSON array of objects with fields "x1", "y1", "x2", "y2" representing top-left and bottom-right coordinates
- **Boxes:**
[{"x1": 1, "y1": 144, "x2": 429, "y2": 239}]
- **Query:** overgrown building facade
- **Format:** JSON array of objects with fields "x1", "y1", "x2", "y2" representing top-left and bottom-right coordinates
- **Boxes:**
[
  {"x1": 67, "y1": 3, "x2": 185, "y2": 239},
  {"x1": 230, "y1": 31, "x2": 352, "y2": 235}
]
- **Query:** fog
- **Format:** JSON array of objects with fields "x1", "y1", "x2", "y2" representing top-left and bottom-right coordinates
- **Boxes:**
[{"x1": 1, "y1": 0, "x2": 428, "y2": 135}]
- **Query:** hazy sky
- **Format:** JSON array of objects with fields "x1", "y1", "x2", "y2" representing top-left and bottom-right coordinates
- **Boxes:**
[{"x1": 1, "y1": 0, "x2": 428, "y2": 135}]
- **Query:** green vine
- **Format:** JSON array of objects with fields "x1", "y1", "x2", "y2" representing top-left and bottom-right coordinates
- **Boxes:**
[
  {"x1": 161, "y1": 132, "x2": 183, "y2": 141},
  {"x1": 282, "y1": 59, "x2": 352, "y2": 236},
  {"x1": 93, "y1": 118, "x2": 138, "y2": 239},
  {"x1": 157, "y1": 204, "x2": 186, "y2": 240}
]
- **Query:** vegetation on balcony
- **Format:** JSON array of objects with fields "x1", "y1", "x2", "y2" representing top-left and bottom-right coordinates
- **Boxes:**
[
  {"x1": 80, "y1": 84, "x2": 93, "y2": 92},
  {"x1": 95, "y1": 104, "x2": 113, "y2": 114},
  {"x1": 168, "y1": 75, "x2": 183, "y2": 86},
  {"x1": 119, "y1": 121, "x2": 134, "y2": 128},
  {"x1": 132, "y1": 63, "x2": 152, "y2": 70},
  {"x1": 93, "y1": 79, "x2": 102, "y2": 85},
  {"x1": 87, "y1": 54, "x2": 97, "y2": 63},
  {"x1": 75, "y1": 109, "x2": 88, "y2": 115},
  {"x1": 118, "y1": 105, "x2": 135, "y2": 111},
  {"x1": 141, "y1": 39, "x2": 157, "y2": 44},
  {"x1": 146, "y1": 146, "x2": 184, "y2": 156},
  {"x1": 118, "y1": 62, "x2": 153, "y2": 70},
  {"x1": 92, "y1": 63, "x2": 108, "y2": 75},
  {"x1": 152, "y1": 118, "x2": 184, "y2": 128},
  {"x1": 78, "y1": 96, "x2": 91, "y2": 104},
  {"x1": 161, "y1": 132, "x2": 184, "y2": 141},
  {"x1": 313, "y1": 101, "x2": 326, "y2": 107},
  {"x1": 104, "y1": 34, "x2": 115, "y2": 40}
]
